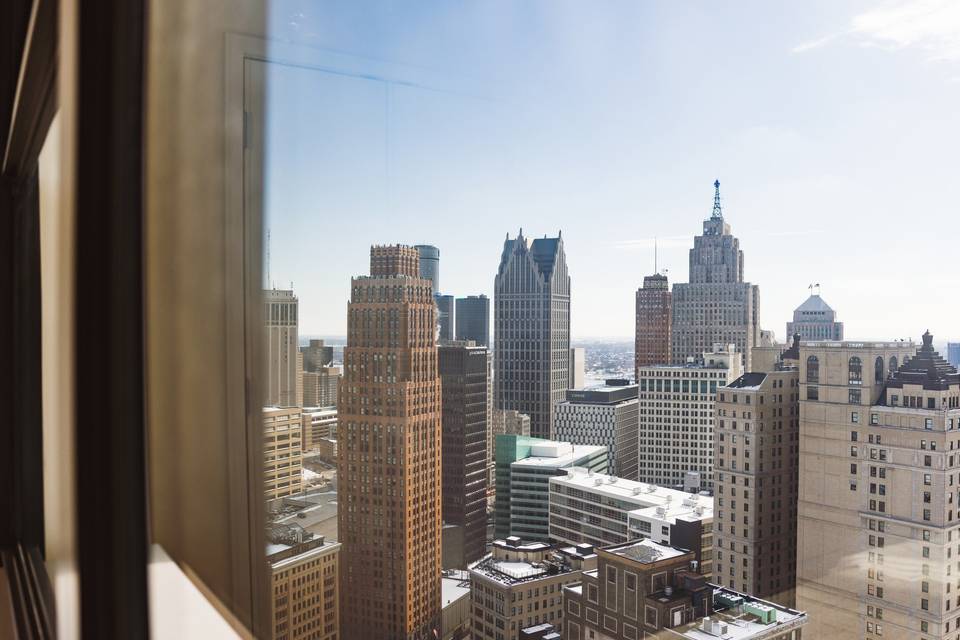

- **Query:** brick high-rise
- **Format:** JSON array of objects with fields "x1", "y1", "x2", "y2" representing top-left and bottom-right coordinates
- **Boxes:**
[
  {"x1": 338, "y1": 245, "x2": 442, "y2": 640},
  {"x1": 635, "y1": 272, "x2": 671, "y2": 377}
]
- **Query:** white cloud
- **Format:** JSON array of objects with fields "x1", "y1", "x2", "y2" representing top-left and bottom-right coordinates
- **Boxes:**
[{"x1": 793, "y1": 0, "x2": 960, "y2": 62}]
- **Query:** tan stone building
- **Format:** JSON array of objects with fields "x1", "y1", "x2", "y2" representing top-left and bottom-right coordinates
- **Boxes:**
[
  {"x1": 714, "y1": 341, "x2": 800, "y2": 606},
  {"x1": 338, "y1": 245, "x2": 442, "y2": 639},
  {"x1": 302, "y1": 365, "x2": 341, "y2": 408},
  {"x1": 301, "y1": 406, "x2": 337, "y2": 452},
  {"x1": 265, "y1": 288, "x2": 302, "y2": 407},
  {"x1": 268, "y1": 528, "x2": 340, "y2": 640},
  {"x1": 796, "y1": 336, "x2": 941, "y2": 639},
  {"x1": 264, "y1": 406, "x2": 303, "y2": 500},
  {"x1": 468, "y1": 538, "x2": 597, "y2": 639}
]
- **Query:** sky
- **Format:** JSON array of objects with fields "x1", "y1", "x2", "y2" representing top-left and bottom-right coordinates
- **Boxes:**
[{"x1": 262, "y1": 0, "x2": 960, "y2": 342}]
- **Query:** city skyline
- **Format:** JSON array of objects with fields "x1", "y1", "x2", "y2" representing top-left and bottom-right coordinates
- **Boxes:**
[{"x1": 263, "y1": 1, "x2": 959, "y2": 342}]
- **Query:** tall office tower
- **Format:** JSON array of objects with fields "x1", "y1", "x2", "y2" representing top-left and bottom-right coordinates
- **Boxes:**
[
  {"x1": 301, "y1": 338, "x2": 334, "y2": 371},
  {"x1": 267, "y1": 526, "x2": 340, "y2": 640},
  {"x1": 455, "y1": 294, "x2": 490, "y2": 346},
  {"x1": 671, "y1": 181, "x2": 760, "y2": 371},
  {"x1": 549, "y1": 468, "x2": 714, "y2": 573},
  {"x1": 438, "y1": 343, "x2": 489, "y2": 565},
  {"x1": 554, "y1": 380, "x2": 639, "y2": 479},
  {"x1": 569, "y1": 347, "x2": 586, "y2": 390},
  {"x1": 562, "y1": 539, "x2": 808, "y2": 640},
  {"x1": 265, "y1": 288, "x2": 300, "y2": 407},
  {"x1": 494, "y1": 231, "x2": 571, "y2": 438},
  {"x1": 436, "y1": 294, "x2": 455, "y2": 342},
  {"x1": 302, "y1": 365, "x2": 341, "y2": 407},
  {"x1": 469, "y1": 539, "x2": 597, "y2": 640},
  {"x1": 635, "y1": 272, "x2": 672, "y2": 377},
  {"x1": 637, "y1": 344, "x2": 742, "y2": 491},
  {"x1": 493, "y1": 434, "x2": 607, "y2": 541},
  {"x1": 338, "y1": 245, "x2": 442, "y2": 640},
  {"x1": 264, "y1": 407, "x2": 304, "y2": 500},
  {"x1": 415, "y1": 244, "x2": 440, "y2": 293},
  {"x1": 786, "y1": 291, "x2": 844, "y2": 341},
  {"x1": 795, "y1": 337, "x2": 924, "y2": 640},
  {"x1": 948, "y1": 342, "x2": 960, "y2": 368},
  {"x1": 713, "y1": 351, "x2": 800, "y2": 607}
]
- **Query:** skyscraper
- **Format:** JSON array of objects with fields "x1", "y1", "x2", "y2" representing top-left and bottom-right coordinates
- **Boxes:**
[
  {"x1": 264, "y1": 288, "x2": 301, "y2": 407},
  {"x1": 637, "y1": 344, "x2": 742, "y2": 490},
  {"x1": 795, "y1": 336, "x2": 921, "y2": 639},
  {"x1": 786, "y1": 290, "x2": 844, "y2": 341},
  {"x1": 455, "y1": 295, "x2": 490, "y2": 346},
  {"x1": 414, "y1": 244, "x2": 440, "y2": 293},
  {"x1": 635, "y1": 272, "x2": 672, "y2": 376},
  {"x1": 568, "y1": 347, "x2": 585, "y2": 390},
  {"x1": 713, "y1": 345, "x2": 800, "y2": 607},
  {"x1": 948, "y1": 342, "x2": 960, "y2": 368},
  {"x1": 301, "y1": 338, "x2": 334, "y2": 370},
  {"x1": 438, "y1": 342, "x2": 489, "y2": 565},
  {"x1": 494, "y1": 230, "x2": 571, "y2": 438},
  {"x1": 553, "y1": 380, "x2": 639, "y2": 479},
  {"x1": 671, "y1": 181, "x2": 760, "y2": 371},
  {"x1": 436, "y1": 293, "x2": 455, "y2": 342},
  {"x1": 338, "y1": 245, "x2": 442, "y2": 640}
]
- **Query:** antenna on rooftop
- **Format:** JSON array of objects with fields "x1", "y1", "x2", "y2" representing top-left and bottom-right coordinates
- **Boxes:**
[
  {"x1": 654, "y1": 237, "x2": 658, "y2": 274},
  {"x1": 711, "y1": 179, "x2": 723, "y2": 219}
]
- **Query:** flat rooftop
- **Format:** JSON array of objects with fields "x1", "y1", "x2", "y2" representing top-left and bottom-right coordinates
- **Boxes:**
[
  {"x1": 512, "y1": 443, "x2": 606, "y2": 469},
  {"x1": 671, "y1": 586, "x2": 807, "y2": 640},
  {"x1": 441, "y1": 570, "x2": 471, "y2": 607},
  {"x1": 551, "y1": 468, "x2": 713, "y2": 517}
]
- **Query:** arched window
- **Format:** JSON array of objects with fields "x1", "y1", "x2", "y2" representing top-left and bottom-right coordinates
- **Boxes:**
[
  {"x1": 807, "y1": 356, "x2": 819, "y2": 383},
  {"x1": 875, "y1": 356, "x2": 884, "y2": 382},
  {"x1": 849, "y1": 357, "x2": 863, "y2": 384},
  {"x1": 889, "y1": 356, "x2": 898, "y2": 373}
]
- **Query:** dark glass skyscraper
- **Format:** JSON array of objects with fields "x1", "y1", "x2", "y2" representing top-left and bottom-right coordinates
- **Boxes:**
[
  {"x1": 438, "y1": 343, "x2": 489, "y2": 565},
  {"x1": 455, "y1": 294, "x2": 490, "y2": 346},
  {"x1": 494, "y1": 231, "x2": 570, "y2": 439}
]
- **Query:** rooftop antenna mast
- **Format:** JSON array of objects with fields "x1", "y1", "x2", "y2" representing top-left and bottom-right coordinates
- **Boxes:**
[
  {"x1": 654, "y1": 237, "x2": 658, "y2": 274},
  {"x1": 711, "y1": 179, "x2": 723, "y2": 219}
]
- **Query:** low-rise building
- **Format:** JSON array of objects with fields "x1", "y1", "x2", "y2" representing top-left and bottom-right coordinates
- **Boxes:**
[
  {"x1": 267, "y1": 525, "x2": 340, "y2": 640},
  {"x1": 441, "y1": 569, "x2": 472, "y2": 640},
  {"x1": 469, "y1": 538, "x2": 597, "y2": 640},
  {"x1": 495, "y1": 435, "x2": 607, "y2": 541},
  {"x1": 562, "y1": 539, "x2": 807, "y2": 639},
  {"x1": 301, "y1": 406, "x2": 337, "y2": 451},
  {"x1": 549, "y1": 468, "x2": 713, "y2": 576},
  {"x1": 554, "y1": 380, "x2": 639, "y2": 479}
]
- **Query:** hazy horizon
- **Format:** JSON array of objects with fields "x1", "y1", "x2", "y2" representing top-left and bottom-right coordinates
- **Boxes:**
[{"x1": 265, "y1": 1, "x2": 960, "y2": 342}]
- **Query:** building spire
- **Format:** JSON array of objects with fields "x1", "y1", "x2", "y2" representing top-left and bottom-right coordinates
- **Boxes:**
[{"x1": 711, "y1": 179, "x2": 723, "y2": 219}]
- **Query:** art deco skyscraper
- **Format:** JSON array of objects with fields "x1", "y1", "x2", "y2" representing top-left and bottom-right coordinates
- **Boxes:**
[
  {"x1": 671, "y1": 181, "x2": 760, "y2": 370},
  {"x1": 264, "y1": 288, "x2": 301, "y2": 407},
  {"x1": 338, "y1": 245, "x2": 442, "y2": 640},
  {"x1": 635, "y1": 271, "x2": 672, "y2": 377},
  {"x1": 786, "y1": 290, "x2": 844, "y2": 341},
  {"x1": 494, "y1": 231, "x2": 571, "y2": 439}
]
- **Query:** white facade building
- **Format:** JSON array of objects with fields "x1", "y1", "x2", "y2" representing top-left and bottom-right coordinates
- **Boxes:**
[
  {"x1": 553, "y1": 381, "x2": 638, "y2": 479},
  {"x1": 637, "y1": 343, "x2": 742, "y2": 491}
]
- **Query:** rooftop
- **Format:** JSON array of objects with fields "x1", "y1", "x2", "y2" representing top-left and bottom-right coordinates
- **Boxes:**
[
  {"x1": 606, "y1": 538, "x2": 689, "y2": 564},
  {"x1": 671, "y1": 586, "x2": 808, "y2": 640},
  {"x1": 879, "y1": 331, "x2": 959, "y2": 398},
  {"x1": 441, "y1": 570, "x2": 471, "y2": 607},
  {"x1": 470, "y1": 540, "x2": 595, "y2": 587},
  {"x1": 794, "y1": 293, "x2": 834, "y2": 314},
  {"x1": 552, "y1": 468, "x2": 713, "y2": 519},
  {"x1": 563, "y1": 383, "x2": 638, "y2": 405},
  {"x1": 724, "y1": 372, "x2": 768, "y2": 391},
  {"x1": 512, "y1": 443, "x2": 606, "y2": 468}
]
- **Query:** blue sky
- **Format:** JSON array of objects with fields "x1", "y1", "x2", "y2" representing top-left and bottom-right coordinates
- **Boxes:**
[{"x1": 263, "y1": 0, "x2": 960, "y2": 342}]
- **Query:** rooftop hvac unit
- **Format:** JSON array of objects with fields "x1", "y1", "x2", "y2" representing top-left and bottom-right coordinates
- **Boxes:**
[
  {"x1": 646, "y1": 485, "x2": 657, "y2": 493},
  {"x1": 595, "y1": 478, "x2": 603, "y2": 486},
  {"x1": 700, "y1": 618, "x2": 729, "y2": 636},
  {"x1": 608, "y1": 476, "x2": 617, "y2": 483},
  {"x1": 632, "y1": 486, "x2": 642, "y2": 495}
]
